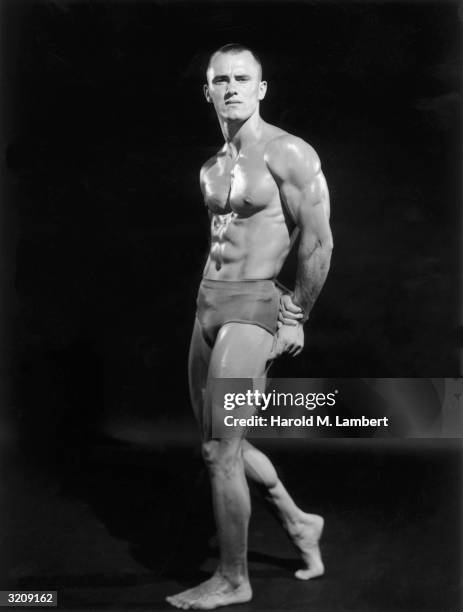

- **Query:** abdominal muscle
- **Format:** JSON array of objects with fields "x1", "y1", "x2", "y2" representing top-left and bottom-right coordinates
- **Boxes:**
[{"x1": 203, "y1": 208, "x2": 292, "y2": 281}]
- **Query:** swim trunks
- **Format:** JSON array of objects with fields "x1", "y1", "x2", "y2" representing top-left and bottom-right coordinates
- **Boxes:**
[{"x1": 196, "y1": 278, "x2": 280, "y2": 346}]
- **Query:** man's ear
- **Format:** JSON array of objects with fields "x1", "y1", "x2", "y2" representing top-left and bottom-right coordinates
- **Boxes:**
[
  {"x1": 258, "y1": 80, "x2": 267, "y2": 101},
  {"x1": 204, "y1": 84, "x2": 212, "y2": 103}
]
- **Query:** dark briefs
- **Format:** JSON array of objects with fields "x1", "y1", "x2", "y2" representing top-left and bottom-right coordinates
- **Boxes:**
[{"x1": 196, "y1": 278, "x2": 280, "y2": 347}]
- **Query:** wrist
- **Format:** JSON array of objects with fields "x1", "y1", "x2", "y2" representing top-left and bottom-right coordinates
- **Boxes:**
[
  {"x1": 294, "y1": 302, "x2": 309, "y2": 324},
  {"x1": 291, "y1": 291, "x2": 309, "y2": 322}
]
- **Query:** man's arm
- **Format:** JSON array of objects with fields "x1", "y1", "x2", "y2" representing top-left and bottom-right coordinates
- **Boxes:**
[{"x1": 266, "y1": 135, "x2": 333, "y2": 324}]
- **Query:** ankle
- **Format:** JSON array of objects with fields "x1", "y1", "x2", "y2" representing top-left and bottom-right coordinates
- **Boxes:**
[
  {"x1": 219, "y1": 566, "x2": 249, "y2": 588},
  {"x1": 284, "y1": 515, "x2": 305, "y2": 536},
  {"x1": 287, "y1": 513, "x2": 324, "y2": 539},
  {"x1": 282, "y1": 506, "x2": 306, "y2": 528}
]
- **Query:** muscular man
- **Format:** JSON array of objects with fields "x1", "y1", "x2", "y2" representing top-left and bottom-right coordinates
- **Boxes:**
[{"x1": 167, "y1": 44, "x2": 333, "y2": 610}]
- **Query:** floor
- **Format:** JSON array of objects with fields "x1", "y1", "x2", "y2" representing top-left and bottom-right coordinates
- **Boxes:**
[{"x1": 1, "y1": 435, "x2": 461, "y2": 611}]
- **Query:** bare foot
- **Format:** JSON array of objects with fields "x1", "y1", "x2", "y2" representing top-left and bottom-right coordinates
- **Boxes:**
[
  {"x1": 166, "y1": 572, "x2": 252, "y2": 610},
  {"x1": 287, "y1": 513, "x2": 325, "y2": 580},
  {"x1": 167, "y1": 574, "x2": 222, "y2": 609}
]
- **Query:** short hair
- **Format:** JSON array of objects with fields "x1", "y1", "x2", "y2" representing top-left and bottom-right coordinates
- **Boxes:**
[{"x1": 207, "y1": 43, "x2": 263, "y2": 78}]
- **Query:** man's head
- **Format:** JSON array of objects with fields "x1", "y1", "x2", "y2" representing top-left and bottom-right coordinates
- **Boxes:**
[{"x1": 204, "y1": 43, "x2": 267, "y2": 123}]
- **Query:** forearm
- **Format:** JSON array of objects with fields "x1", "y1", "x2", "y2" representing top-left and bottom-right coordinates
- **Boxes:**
[{"x1": 293, "y1": 240, "x2": 332, "y2": 322}]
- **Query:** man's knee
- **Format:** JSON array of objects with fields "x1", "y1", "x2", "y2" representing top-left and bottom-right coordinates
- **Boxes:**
[
  {"x1": 201, "y1": 440, "x2": 218, "y2": 466},
  {"x1": 201, "y1": 439, "x2": 242, "y2": 478}
]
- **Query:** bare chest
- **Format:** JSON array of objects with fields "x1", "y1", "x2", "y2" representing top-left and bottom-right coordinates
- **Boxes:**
[{"x1": 202, "y1": 152, "x2": 279, "y2": 216}]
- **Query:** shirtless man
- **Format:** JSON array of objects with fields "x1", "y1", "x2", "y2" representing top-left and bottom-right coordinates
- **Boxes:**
[{"x1": 167, "y1": 44, "x2": 333, "y2": 610}]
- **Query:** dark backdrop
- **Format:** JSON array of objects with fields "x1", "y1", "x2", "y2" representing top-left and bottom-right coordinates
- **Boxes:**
[
  {"x1": 1, "y1": 0, "x2": 460, "y2": 447},
  {"x1": 0, "y1": 4, "x2": 461, "y2": 609}
]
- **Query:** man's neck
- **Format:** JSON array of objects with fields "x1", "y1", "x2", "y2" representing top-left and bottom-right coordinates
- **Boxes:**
[{"x1": 220, "y1": 111, "x2": 263, "y2": 157}]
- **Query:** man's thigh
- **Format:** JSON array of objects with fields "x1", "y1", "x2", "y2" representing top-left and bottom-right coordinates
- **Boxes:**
[
  {"x1": 209, "y1": 322, "x2": 275, "y2": 379},
  {"x1": 191, "y1": 322, "x2": 273, "y2": 439},
  {"x1": 201, "y1": 323, "x2": 274, "y2": 440},
  {"x1": 188, "y1": 318, "x2": 212, "y2": 427}
]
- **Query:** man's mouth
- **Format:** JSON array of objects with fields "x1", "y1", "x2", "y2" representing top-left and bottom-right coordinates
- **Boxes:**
[{"x1": 225, "y1": 100, "x2": 241, "y2": 105}]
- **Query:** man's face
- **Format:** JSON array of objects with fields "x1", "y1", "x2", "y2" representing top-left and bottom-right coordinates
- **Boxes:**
[{"x1": 204, "y1": 51, "x2": 267, "y2": 122}]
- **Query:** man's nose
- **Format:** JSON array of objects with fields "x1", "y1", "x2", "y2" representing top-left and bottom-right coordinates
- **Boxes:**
[{"x1": 225, "y1": 81, "x2": 238, "y2": 96}]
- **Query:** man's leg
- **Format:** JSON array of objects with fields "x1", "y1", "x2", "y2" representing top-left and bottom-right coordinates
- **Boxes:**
[
  {"x1": 167, "y1": 322, "x2": 273, "y2": 610},
  {"x1": 186, "y1": 316, "x2": 323, "y2": 581},
  {"x1": 168, "y1": 318, "x2": 223, "y2": 610},
  {"x1": 242, "y1": 440, "x2": 324, "y2": 580},
  {"x1": 187, "y1": 318, "x2": 211, "y2": 433}
]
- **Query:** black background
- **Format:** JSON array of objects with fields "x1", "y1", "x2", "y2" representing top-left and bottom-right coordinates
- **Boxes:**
[
  {"x1": 0, "y1": 3, "x2": 461, "y2": 609},
  {"x1": 2, "y1": 1, "x2": 460, "y2": 439},
  {"x1": 3, "y1": 1, "x2": 461, "y2": 445}
]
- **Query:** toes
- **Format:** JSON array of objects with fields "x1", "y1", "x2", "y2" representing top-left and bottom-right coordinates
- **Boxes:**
[
  {"x1": 177, "y1": 598, "x2": 191, "y2": 610},
  {"x1": 295, "y1": 568, "x2": 313, "y2": 580},
  {"x1": 294, "y1": 567, "x2": 324, "y2": 580},
  {"x1": 165, "y1": 597, "x2": 177, "y2": 609},
  {"x1": 166, "y1": 594, "x2": 190, "y2": 609},
  {"x1": 191, "y1": 596, "x2": 216, "y2": 610}
]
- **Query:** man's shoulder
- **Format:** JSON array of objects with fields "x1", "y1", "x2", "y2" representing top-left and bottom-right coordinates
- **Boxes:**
[
  {"x1": 265, "y1": 132, "x2": 319, "y2": 158},
  {"x1": 199, "y1": 148, "x2": 225, "y2": 185},
  {"x1": 264, "y1": 131, "x2": 321, "y2": 182}
]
